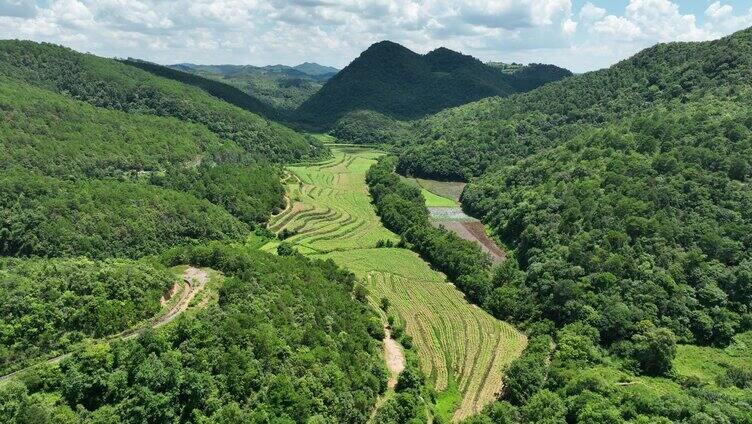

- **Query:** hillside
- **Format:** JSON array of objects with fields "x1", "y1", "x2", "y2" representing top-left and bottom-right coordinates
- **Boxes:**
[
  {"x1": 395, "y1": 27, "x2": 752, "y2": 423},
  {"x1": 398, "y1": 27, "x2": 752, "y2": 179},
  {"x1": 0, "y1": 40, "x2": 325, "y2": 163},
  {"x1": 172, "y1": 61, "x2": 338, "y2": 112},
  {"x1": 293, "y1": 41, "x2": 572, "y2": 129}
]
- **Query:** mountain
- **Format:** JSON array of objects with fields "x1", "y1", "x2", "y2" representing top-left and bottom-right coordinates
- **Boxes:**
[
  {"x1": 0, "y1": 40, "x2": 324, "y2": 163},
  {"x1": 293, "y1": 61, "x2": 339, "y2": 76},
  {"x1": 171, "y1": 62, "x2": 338, "y2": 112},
  {"x1": 293, "y1": 41, "x2": 572, "y2": 129},
  {"x1": 390, "y1": 27, "x2": 752, "y2": 424},
  {"x1": 398, "y1": 27, "x2": 752, "y2": 179}
]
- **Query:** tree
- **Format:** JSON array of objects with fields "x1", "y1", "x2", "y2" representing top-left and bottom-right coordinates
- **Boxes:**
[
  {"x1": 520, "y1": 390, "x2": 566, "y2": 424},
  {"x1": 630, "y1": 322, "x2": 676, "y2": 376}
]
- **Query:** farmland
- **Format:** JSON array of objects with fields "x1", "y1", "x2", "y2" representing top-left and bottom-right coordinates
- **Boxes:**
[{"x1": 268, "y1": 145, "x2": 526, "y2": 421}]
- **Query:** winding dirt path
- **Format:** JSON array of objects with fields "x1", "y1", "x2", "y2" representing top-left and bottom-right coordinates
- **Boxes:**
[
  {"x1": 384, "y1": 326, "x2": 406, "y2": 389},
  {"x1": 0, "y1": 266, "x2": 209, "y2": 383}
]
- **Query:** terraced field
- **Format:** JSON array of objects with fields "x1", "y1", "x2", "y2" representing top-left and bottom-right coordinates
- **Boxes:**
[
  {"x1": 265, "y1": 147, "x2": 399, "y2": 254},
  {"x1": 320, "y1": 248, "x2": 526, "y2": 420},
  {"x1": 266, "y1": 146, "x2": 526, "y2": 421}
]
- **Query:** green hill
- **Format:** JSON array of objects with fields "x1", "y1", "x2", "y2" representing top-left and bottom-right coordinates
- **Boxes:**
[
  {"x1": 398, "y1": 28, "x2": 752, "y2": 179},
  {"x1": 293, "y1": 41, "x2": 571, "y2": 129},
  {"x1": 0, "y1": 40, "x2": 325, "y2": 163}
]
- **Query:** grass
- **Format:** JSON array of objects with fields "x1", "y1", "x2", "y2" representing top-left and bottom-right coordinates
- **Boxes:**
[
  {"x1": 421, "y1": 188, "x2": 459, "y2": 207},
  {"x1": 400, "y1": 176, "x2": 465, "y2": 204},
  {"x1": 674, "y1": 331, "x2": 752, "y2": 389}
]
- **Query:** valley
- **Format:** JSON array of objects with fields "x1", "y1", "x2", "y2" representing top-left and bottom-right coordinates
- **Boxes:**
[
  {"x1": 263, "y1": 145, "x2": 526, "y2": 421},
  {"x1": 2, "y1": 15, "x2": 752, "y2": 423}
]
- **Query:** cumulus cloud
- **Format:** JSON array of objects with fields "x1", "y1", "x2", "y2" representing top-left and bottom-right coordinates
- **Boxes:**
[
  {"x1": 0, "y1": 0, "x2": 749, "y2": 72},
  {"x1": 579, "y1": 2, "x2": 605, "y2": 22},
  {"x1": 704, "y1": 1, "x2": 752, "y2": 34}
]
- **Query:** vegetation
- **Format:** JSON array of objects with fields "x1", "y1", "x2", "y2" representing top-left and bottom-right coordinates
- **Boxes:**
[
  {"x1": 0, "y1": 40, "x2": 325, "y2": 163},
  {"x1": 268, "y1": 146, "x2": 525, "y2": 420},
  {"x1": 0, "y1": 169, "x2": 249, "y2": 259},
  {"x1": 122, "y1": 59, "x2": 279, "y2": 119},
  {"x1": 294, "y1": 41, "x2": 571, "y2": 129},
  {"x1": 329, "y1": 110, "x2": 412, "y2": 145},
  {"x1": 171, "y1": 62, "x2": 337, "y2": 112},
  {"x1": 0, "y1": 257, "x2": 173, "y2": 374},
  {"x1": 366, "y1": 157, "x2": 495, "y2": 304},
  {"x1": 322, "y1": 248, "x2": 526, "y2": 421},
  {"x1": 397, "y1": 28, "x2": 752, "y2": 179},
  {"x1": 264, "y1": 147, "x2": 400, "y2": 254},
  {"x1": 465, "y1": 329, "x2": 752, "y2": 424},
  {"x1": 0, "y1": 243, "x2": 387, "y2": 423},
  {"x1": 152, "y1": 163, "x2": 285, "y2": 226}
]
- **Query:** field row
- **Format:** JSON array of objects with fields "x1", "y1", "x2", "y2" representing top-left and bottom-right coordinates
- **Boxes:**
[{"x1": 319, "y1": 248, "x2": 527, "y2": 421}]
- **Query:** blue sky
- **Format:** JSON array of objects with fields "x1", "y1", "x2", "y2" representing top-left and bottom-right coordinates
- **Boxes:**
[{"x1": 1, "y1": 1, "x2": 751, "y2": 72}]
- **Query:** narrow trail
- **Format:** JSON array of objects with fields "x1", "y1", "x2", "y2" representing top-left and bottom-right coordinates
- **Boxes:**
[
  {"x1": 0, "y1": 266, "x2": 209, "y2": 383},
  {"x1": 384, "y1": 326, "x2": 406, "y2": 389}
]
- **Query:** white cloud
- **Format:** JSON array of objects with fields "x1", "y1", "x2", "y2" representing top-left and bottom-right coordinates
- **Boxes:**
[
  {"x1": 591, "y1": 15, "x2": 642, "y2": 40},
  {"x1": 704, "y1": 2, "x2": 752, "y2": 34},
  {"x1": 0, "y1": 0, "x2": 749, "y2": 73},
  {"x1": 579, "y1": 2, "x2": 605, "y2": 22},
  {"x1": 562, "y1": 18, "x2": 577, "y2": 35}
]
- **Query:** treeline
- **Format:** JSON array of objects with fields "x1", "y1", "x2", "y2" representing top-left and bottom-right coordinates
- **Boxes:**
[
  {"x1": 366, "y1": 156, "x2": 493, "y2": 303},
  {"x1": 152, "y1": 163, "x2": 285, "y2": 226},
  {"x1": 0, "y1": 243, "x2": 387, "y2": 423},
  {"x1": 0, "y1": 257, "x2": 173, "y2": 374},
  {"x1": 463, "y1": 99, "x2": 752, "y2": 350},
  {"x1": 0, "y1": 169, "x2": 249, "y2": 259},
  {"x1": 1, "y1": 77, "x2": 285, "y2": 229},
  {"x1": 465, "y1": 329, "x2": 752, "y2": 424},
  {"x1": 0, "y1": 40, "x2": 325, "y2": 163}
]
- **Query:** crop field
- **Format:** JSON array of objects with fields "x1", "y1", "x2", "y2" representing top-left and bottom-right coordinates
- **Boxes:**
[
  {"x1": 268, "y1": 145, "x2": 526, "y2": 421},
  {"x1": 318, "y1": 248, "x2": 527, "y2": 421},
  {"x1": 265, "y1": 146, "x2": 399, "y2": 254}
]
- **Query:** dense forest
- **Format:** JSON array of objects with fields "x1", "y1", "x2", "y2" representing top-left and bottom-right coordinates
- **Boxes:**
[
  {"x1": 396, "y1": 28, "x2": 752, "y2": 180},
  {"x1": 0, "y1": 40, "x2": 326, "y2": 163},
  {"x1": 0, "y1": 257, "x2": 173, "y2": 374},
  {"x1": 0, "y1": 244, "x2": 387, "y2": 423},
  {"x1": 294, "y1": 41, "x2": 571, "y2": 129},
  {"x1": 377, "y1": 27, "x2": 752, "y2": 423},
  {"x1": 368, "y1": 153, "x2": 752, "y2": 423},
  {"x1": 2, "y1": 22, "x2": 752, "y2": 424}
]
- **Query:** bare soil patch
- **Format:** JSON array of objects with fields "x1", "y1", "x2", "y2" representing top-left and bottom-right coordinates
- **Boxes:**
[{"x1": 383, "y1": 326, "x2": 406, "y2": 389}]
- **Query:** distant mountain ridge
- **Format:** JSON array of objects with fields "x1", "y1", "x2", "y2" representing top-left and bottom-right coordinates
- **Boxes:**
[
  {"x1": 173, "y1": 62, "x2": 339, "y2": 79},
  {"x1": 171, "y1": 62, "x2": 340, "y2": 112},
  {"x1": 293, "y1": 40, "x2": 572, "y2": 129}
]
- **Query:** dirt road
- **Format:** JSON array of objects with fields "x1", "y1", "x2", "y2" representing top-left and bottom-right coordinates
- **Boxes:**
[{"x1": 0, "y1": 266, "x2": 209, "y2": 383}]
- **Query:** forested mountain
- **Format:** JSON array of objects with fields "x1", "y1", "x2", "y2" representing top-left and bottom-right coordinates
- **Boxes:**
[
  {"x1": 397, "y1": 28, "x2": 752, "y2": 179},
  {"x1": 122, "y1": 59, "x2": 280, "y2": 120},
  {"x1": 293, "y1": 41, "x2": 572, "y2": 129},
  {"x1": 172, "y1": 61, "x2": 339, "y2": 112},
  {"x1": 387, "y1": 27, "x2": 752, "y2": 423},
  {"x1": 0, "y1": 40, "x2": 325, "y2": 163}
]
